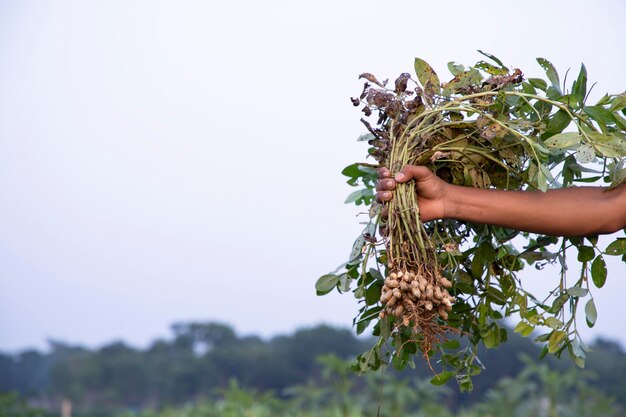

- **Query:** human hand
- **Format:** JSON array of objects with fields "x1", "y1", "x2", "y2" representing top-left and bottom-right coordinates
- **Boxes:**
[{"x1": 375, "y1": 165, "x2": 448, "y2": 222}]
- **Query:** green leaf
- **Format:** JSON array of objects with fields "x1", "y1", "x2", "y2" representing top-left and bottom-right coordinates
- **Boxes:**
[
  {"x1": 355, "y1": 318, "x2": 369, "y2": 335},
  {"x1": 591, "y1": 255, "x2": 607, "y2": 288},
  {"x1": 573, "y1": 355, "x2": 586, "y2": 368},
  {"x1": 572, "y1": 64, "x2": 587, "y2": 107},
  {"x1": 477, "y1": 50, "x2": 506, "y2": 68},
  {"x1": 356, "y1": 306, "x2": 383, "y2": 323},
  {"x1": 528, "y1": 78, "x2": 547, "y2": 91},
  {"x1": 447, "y1": 61, "x2": 465, "y2": 76},
  {"x1": 353, "y1": 287, "x2": 364, "y2": 299},
  {"x1": 352, "y1": 349, "x2": 381, "y2": 372},
  {"x1": 540, "y1": 164, "x2": 554, "y2": 188},
  {"x1": 414, "y1": 58, "x2": 441, "y2": 97},
  {"x1": 430, "y1": 371, "x2": 455, "y2": 386},
  {"x1": 547, "y1": 85, "x2": 562, "y2": 100},
  {"x1": 441, "y1": 340, "x2": 461, "y2": 350},
  {"x1": 584, "y1": 106, "x2": 616, "y2": 131},
  {"x1": 576, "y1": 143, "x2": 595, "y2": 163},
  {"x1": 342, "y1": 163, "x2": 377, "y2": 187},
  {"x1": 315, "y1": 274, "x2": 339, "y2": 295},
  {"x1": 459, "y1": 377, "x2": 474, "y2": 392},
  {"x1": 365, "y1": 282, "x2": 382, "y2": 305},
  {"x1": 577, "y1": 245, "x2": 595, "y2": 262},
  {"x1": 572, "y1": 175, "x2": 603, "y2": 183},
  {"x1": 479, "y1": 242, "x2": 497, "y2": 262},
  {"x1": 571, "y1": 338, "x2": 586, "y2": 359},
  {"x1": 536, "y1": 57, "x2": 560, "y2": 88},
  {"x1": 471, "y1": 253, "x2": 484, "y2": 278},
  {"x1": 514, "y1": 321, "x2": 534, "y2": 337},
  {"x1": 544, "y1": 132, "x2": 582, "y2": 151},
  {"x1": 535, "y1": 165, "x2": 548, "y2": 192},
  {"x1": 475, "y1": 61, "x2": 508, "y2": 75},
  {"x1": 585, "y1": 298, "x2": 597, "y2": 327},
  {"x1": 338, "y1": 273, "x2": 351, "y2": 292},
  {"x1": 543, "y1": 110, "x2": 571, "y2": 138},
  {"x1": 545, "y1": 317, "x2": 564, "y2": 330},
  {"x1": 566, "y1": 286, "x2": 588, "y2": 298},
  {"x1": 588, "y1": 131, "x2": 626, "y2": 158},
  {"x1": 365, "y1": 268, "x2": 384, "y2": 285},
  {"x1": 614, "y1": 113, "x2": 626, "y2": 131},
  {"x1": 608, "y1": 161, "x2": 626, "y2": 190},
  {"x1": 550, "y1": 294, "x2": 569, "y2": 313},
  {"x1": 548, "y1": 330, "x2": 566, "y2": 353},
  {"x1": 391, "y1": 352, "x2": 407, "y2": 370},
  {"x1": 605, "y1": 238, "x2": 626, "y2": 255},
  {"x1": 609, "y1": 93, "x2": 626, "y2": 112},
  {"x1": 348, "y1": 235, "x2": 366, "y2": 265},
  {"x1": 344, "y1": 189, "x2": 368, "y2": 204},
  {"x1": 521, "y1": 81, "x2": 536, "y2": 95},
  {"x1": 596, "y1": 93, "x2": 612, "y2": 106},
  {"x1": 483, "y1": 327, "x2": 499, "y2": 349}
]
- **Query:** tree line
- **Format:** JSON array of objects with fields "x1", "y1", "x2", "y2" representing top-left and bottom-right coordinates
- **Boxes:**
[{"x1": 1, "y1": 322, "x2": 625, "y2": 416}]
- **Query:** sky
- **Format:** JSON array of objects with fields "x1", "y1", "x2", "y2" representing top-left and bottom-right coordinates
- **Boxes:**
[{"x1": 1, "y1": 0, "x2": 625, "y2": 353}]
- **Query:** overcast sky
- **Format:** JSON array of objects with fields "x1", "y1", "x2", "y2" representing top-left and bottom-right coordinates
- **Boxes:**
[{"x1": 1, "y1": 0, "x2": 625, "y2": 353}]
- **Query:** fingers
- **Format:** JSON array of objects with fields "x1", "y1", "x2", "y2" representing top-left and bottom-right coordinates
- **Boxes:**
[
  {"x1": 376, "y1": 190, "x2": 393, "y2": 203},
  {"x1": 375, "y1": 178, "x2": 396, "y2": 191},
  {"x1": 375, "y1": 183, "x2": 394, "y2": 202},
  {"x1": 395, "y1": 165, "x2": 432, "y2": 183},
  {"x1": 376, "y1": 167, "x2": 395, "y2": 203}
]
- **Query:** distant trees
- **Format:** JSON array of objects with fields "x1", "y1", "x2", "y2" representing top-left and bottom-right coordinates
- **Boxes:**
[
  {"x1": 0, "y1": 392, "x2": 42, "y2": 417},
  {"x1": 111, "y1": 354, "x2": 623, "y2": 417},
  {"x1": 0, "y1": 322, "x2": 625, "y2": 416}
]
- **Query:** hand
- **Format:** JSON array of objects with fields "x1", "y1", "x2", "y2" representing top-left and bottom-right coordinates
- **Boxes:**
[{"x1": 376, "y1": 165, "x2": 448, "y2": 222}]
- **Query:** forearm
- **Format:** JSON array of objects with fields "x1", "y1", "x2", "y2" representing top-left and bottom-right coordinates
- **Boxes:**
[{"x1": 445, "y1": 184, "x2": 626, "y2": 236}]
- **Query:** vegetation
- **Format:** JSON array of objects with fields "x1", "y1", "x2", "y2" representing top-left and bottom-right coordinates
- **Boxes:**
[
  {"x1": 1, "y1": 322, "x2": 625, "y2": 416},
  {"x1": 110, "y1": 358, "x2": 624, "y2": 417},
  {"x1": 0, "y1": 392, "x2": 42, "y2": 417},
  {"x1": 317, "y1": 52, "x2": 626, "y2": 388}
]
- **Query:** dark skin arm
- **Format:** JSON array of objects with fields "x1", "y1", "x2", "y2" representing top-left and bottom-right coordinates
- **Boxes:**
[{"x1": 376, "y1": 165, "x2": 626, "y2": 237}]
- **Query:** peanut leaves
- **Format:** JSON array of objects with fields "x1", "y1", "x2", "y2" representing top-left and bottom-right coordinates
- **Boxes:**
[{"x1": 319, "y1": 53, "x2": 625, "y2": 391}]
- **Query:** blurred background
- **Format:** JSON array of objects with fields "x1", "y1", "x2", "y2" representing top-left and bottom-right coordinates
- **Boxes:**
[{"x1": 1, "y1": 1, "x2": 625, "y2": 416}]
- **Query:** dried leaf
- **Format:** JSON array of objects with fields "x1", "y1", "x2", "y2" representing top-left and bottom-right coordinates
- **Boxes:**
[
  {"x1": 394, "y1": 73, "x2": 411, "y2": 93},
  {"x1": 359, "y1": 82, "x2": 370, "y2": 99},
  {"x1": 406, "y1": 94, "x2": 423, "y2": 113},
  {"x1": 366, "y1": 89, "x2": 394, "y2": 108},
  {"x1": 358, "y1": 73, "x2": 385, "y2": 87},
  {"x1": 442, "y1": 68, "x2": 483, "y2": 95},
  {"x1": 480, "y1": 123, "x2": 506, "y2": 140},
  {"x1": 484, "y1": 69, "x2": 523, "y2": 90},
  {"x1": 430, "y1": 151, "x2": 451, "y2": 162}
]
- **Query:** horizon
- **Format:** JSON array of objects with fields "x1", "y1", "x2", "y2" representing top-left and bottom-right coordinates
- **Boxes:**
[{"x1": 2, "y1": 318, "x2": 624, "y2": 356}]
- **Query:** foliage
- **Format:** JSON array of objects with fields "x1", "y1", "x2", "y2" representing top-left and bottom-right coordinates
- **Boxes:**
[
  {"x1": 110, "y1": 355, "x2": 623, "y2": 417},
  {"x1": 0, "y1": 392, "x2": 42, "y2": 417},
  {"x1": 317, "y1": 52, "x2": 626, "y2": 389},
  {"x1": 3, "y1": 322, "x2": 626, "y2": 416},
  {"x1": 0, "y1": 323, "x2": 368, "y2": 415}
]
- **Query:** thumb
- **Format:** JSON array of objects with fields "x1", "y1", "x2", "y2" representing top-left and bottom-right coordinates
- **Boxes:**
[{"x1": 395, "y1": 165, "x2": 431, "y2": 183}]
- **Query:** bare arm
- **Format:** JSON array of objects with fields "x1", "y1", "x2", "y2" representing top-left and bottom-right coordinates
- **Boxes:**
[
  {"x1": 445, "y1": 183, "x2": 626, "y2": 236},
  {"x1": 376, "y1": 166, "x2": 626, "y2": 237}
]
